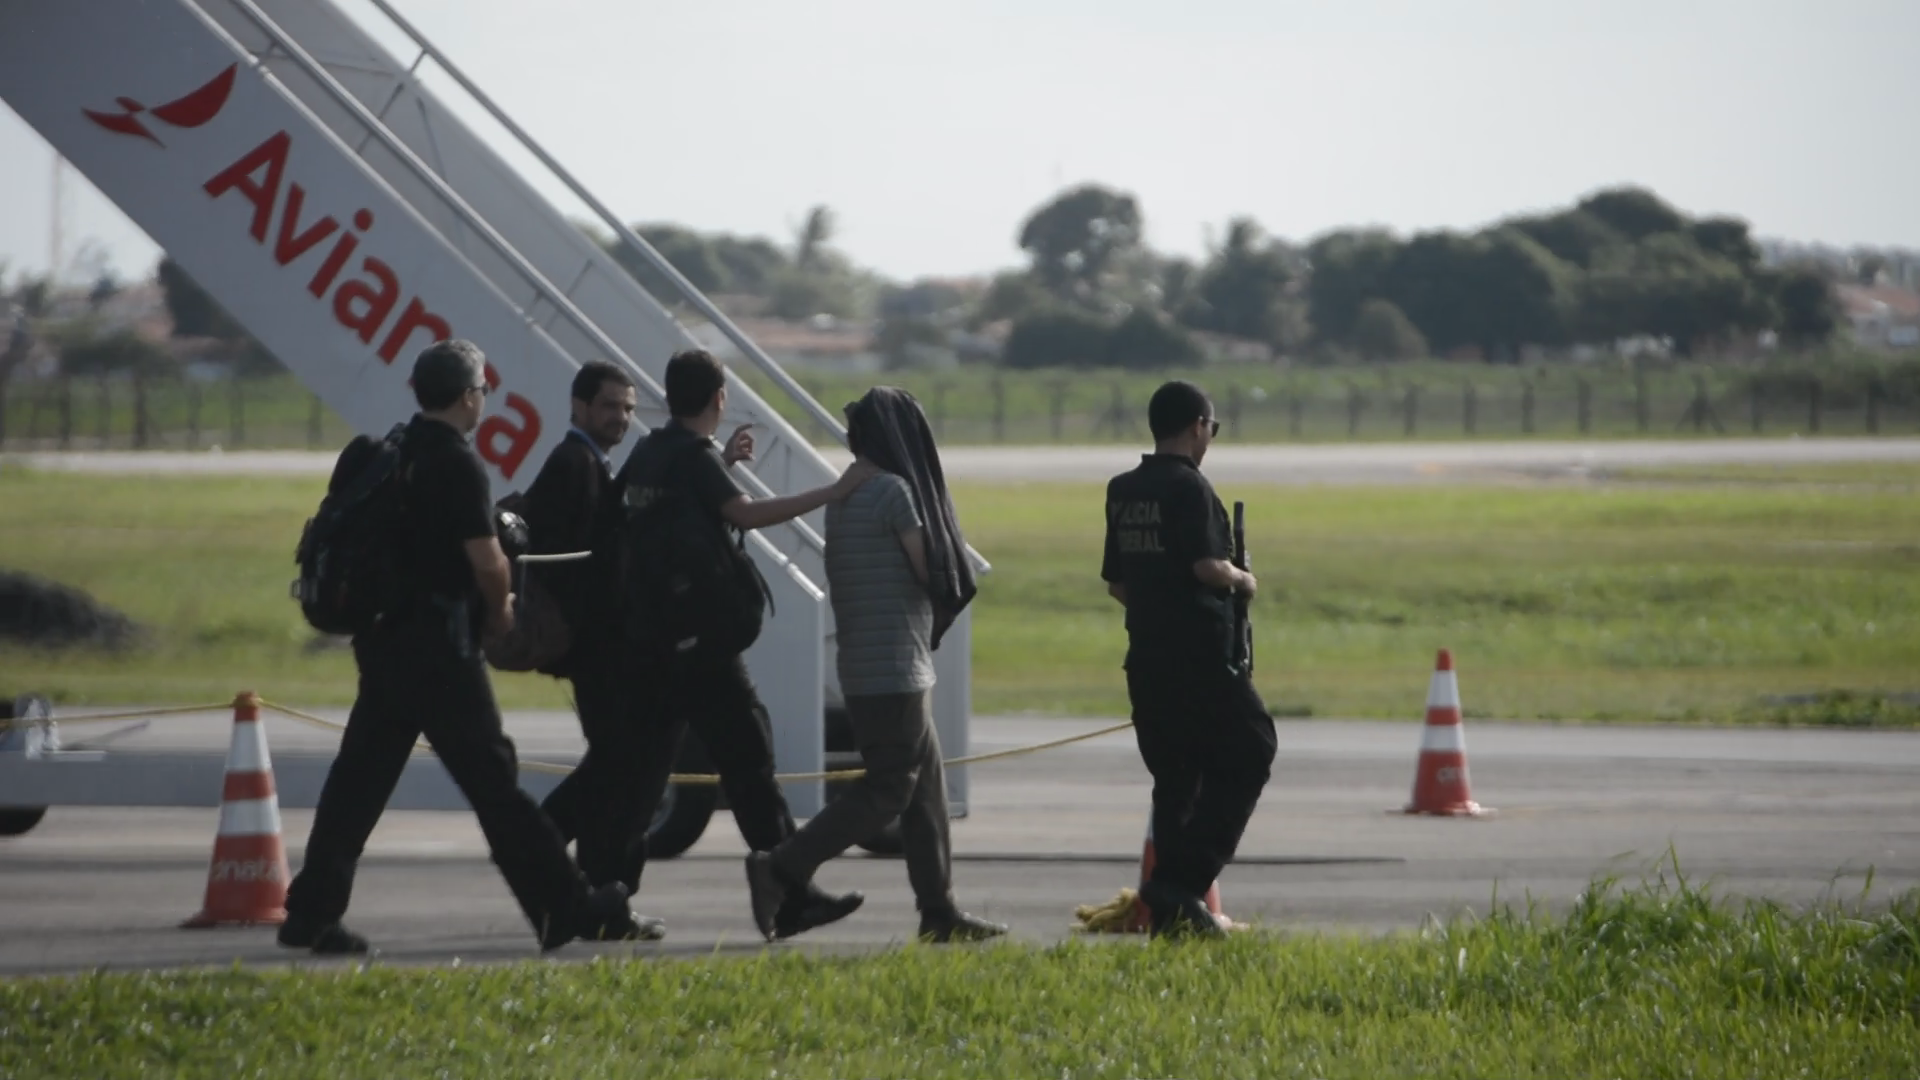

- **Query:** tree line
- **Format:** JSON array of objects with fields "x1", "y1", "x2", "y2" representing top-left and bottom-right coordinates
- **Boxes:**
[{"x1": 0, "y1": 183, "x2": 1885, "y2": 386}]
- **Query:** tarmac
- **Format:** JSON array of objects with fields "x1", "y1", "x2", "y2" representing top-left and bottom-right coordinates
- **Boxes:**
[{"x1": 2, "y1": 712, "x2": 1915, "y2": 974}]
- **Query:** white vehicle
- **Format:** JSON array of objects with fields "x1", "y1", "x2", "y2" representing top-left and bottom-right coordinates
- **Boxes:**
[{"x1": 0, "y1": 0, "x2": 982, "y2": 849}]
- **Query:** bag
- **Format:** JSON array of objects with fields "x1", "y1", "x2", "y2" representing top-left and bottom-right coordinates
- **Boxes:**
[
  {"x1": 481, "y1": 492, "x2": 575, "y2": 673},
  {"x1": 618, "y1": 443, "x2": 773, "y2": 661},
  {"x1": 291, "y1": 424, "x2": 408, "y2": 636}
]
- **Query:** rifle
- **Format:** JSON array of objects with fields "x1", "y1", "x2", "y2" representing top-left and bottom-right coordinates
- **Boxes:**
[{"x1": 1231, "y1": 500, "x2": 1253, "y2": 677}]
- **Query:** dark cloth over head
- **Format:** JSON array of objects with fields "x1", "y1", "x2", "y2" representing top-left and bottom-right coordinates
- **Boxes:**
[{"x1": 843, "y1": 387, "x2": 975, "y2": 649}]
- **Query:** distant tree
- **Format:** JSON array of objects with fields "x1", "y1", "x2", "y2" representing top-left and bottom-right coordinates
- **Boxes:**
[
  {"x1": 1688, "y1": 217, "x2": 1761, "y2": 270},
  {"x1": 1001, "y1": 308, "x2": 1112, "y2": 369},
  {"x1": 1579, "y1": 235, "x2": 1772, "y2": 355},
  {"x1": 1105, "y1": 309, "x2": 1201, "y2": 370},
  {"x1": 1474, "y1": 228, "x2": 1577, "y2": 357},
  {"x1": 1506, "y1": 210, "x2": 1627, "y2": 268},
  {"x1": 1855, "y1": 252, "x2": 1889, "y2": 287},
  {"x1": 1773, "y1": 268, "x2": 1840, "y2": 348},
  {"x1": 1381, "y1": 230, "x2": 1487, "y2": 356},
  {"x1": 1016, "y1": 184, "x2": 1146, "y2": 313},
  {"x1": 1187, "y1": 217, "x2": 1297, "y2": 344},
  {"x1": 708, "y1": 234, "x2": 789, "y2": 295},
  {"x1": 1575, "y1": 186, "x2": 1687, "y2": 241},
  {"x1": 1350, "y1": 299, "x2": 1428, "y2": 361},
  {"x1": 970, "y1": 270, "x2": 1052, "y2": 327},
  {"x1": 794, "y1": 206, "x2": 836, "y2": 272},
  {"x1": 51, "y1": 321, "x2": 175, "y2": 376},
  {"x1": 1304, "y1": 229, "x2": 1401, "y2": 345}
]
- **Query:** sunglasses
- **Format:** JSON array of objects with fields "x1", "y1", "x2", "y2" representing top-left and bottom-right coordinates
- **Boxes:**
[
  {"x1": 1206, "y1": 418, "x2": 1220, "y2": 437},
  {"x1": 468, "y1": 384, "x2": 492, "y2": 398}
]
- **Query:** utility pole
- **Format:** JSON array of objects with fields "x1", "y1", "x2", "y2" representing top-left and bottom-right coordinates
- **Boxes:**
[{"x1": 48, "y1": 151, "x2": 65, "y2": 282}]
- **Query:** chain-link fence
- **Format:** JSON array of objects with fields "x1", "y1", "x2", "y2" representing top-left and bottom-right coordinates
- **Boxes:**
[{"x1": 3, "y1": 364, "x2": 1916, "y2": 453}]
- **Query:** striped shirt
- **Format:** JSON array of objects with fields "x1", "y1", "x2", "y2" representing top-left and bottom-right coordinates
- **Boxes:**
[{"x1": 826, "y1": 472, "x2": 934, "y2": 695}]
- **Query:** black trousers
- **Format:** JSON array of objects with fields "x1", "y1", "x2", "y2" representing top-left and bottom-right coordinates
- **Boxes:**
[
  {"x1": 1125, "y1": 663, "x2": 1277, "y2": 899},
  {"x1": 284, "y1": 623, "x2": 590, "y2": 940},
  {"x1": 543, "y1": 649, "x2": 796, "y2": 894},
  {"x1": 540, "y1": 653, "x2": 653, "y2": 891}
]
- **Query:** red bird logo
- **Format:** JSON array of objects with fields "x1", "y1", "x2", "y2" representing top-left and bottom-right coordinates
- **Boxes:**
[{"x1": 83, "y1": 63, "x2": 237, "y2": 146}]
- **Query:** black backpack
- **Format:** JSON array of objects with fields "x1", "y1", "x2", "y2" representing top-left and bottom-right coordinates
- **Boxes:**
[
  {"x1": 617, "y1": 441, "x2": 773, "y2": 661},
  {"x1": 291, "y1": 424, "x2": 408, "y2": 636}
]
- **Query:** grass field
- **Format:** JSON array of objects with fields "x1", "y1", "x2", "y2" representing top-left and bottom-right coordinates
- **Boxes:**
[
  {"x1": 2, "y1": 870, "x2": 1916, "y2": 1078},
  {"x1": 2, "y1": 464, "x2": 1918, "y2": 723}
]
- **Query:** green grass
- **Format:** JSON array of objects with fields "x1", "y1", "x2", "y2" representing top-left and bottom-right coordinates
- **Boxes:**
[
  {"x1": 3, "y1": 466, "x2": 1918, "y2": 721},
  {"x1": 3, "y1": 867, "x2": 1917, "y2": 1078}
]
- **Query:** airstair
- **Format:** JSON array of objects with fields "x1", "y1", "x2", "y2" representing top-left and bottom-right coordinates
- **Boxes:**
[{"x1": 0, "y1": 0, "x2": 981, "y2": 817}]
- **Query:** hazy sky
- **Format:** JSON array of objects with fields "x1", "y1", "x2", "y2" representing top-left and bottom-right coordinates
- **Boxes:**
[{"x1": 3, "y1": 0, "x2": 1916, "y2": 286}]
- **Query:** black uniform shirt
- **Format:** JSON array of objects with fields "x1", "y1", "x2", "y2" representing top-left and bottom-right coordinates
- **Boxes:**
[
  {"x1": 616, "y1": 422, "x2": 743, "y2": 525},
  {"x1": 523, "y1": 430, "x2": 619, "y2": 645},
  {"x1": 1100, "y1": 453, "x2": 1234, "y2": 671},
  {"x1": 397, "y1": 414, "x2": 497, "y2": 609}
]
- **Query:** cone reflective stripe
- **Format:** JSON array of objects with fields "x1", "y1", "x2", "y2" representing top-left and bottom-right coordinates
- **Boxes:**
[
  {"x1": 182, "y1": 692, "x2": 290, "y2": 928},
  {"x1": 1125, "y1": 814, "x2": 1231, "y2": 932},
  {"x1": 1400, "y1": 649, "x2": 1492, "y2": 817}
]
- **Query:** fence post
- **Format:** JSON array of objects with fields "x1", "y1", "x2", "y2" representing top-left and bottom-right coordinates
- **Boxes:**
[
  {"x1": 307, "y1": 392, "x2": 324, "y2": 448},
  {"x1": 1521, "y1": 379, "x2": 1536, "y2": 435},
  {"x1": 95, "y1": 376, "x2": 111, "y2": 448},
  {"x1": 1462, "y1": 382, "x2": 1477, "y2": 436},
  {"x1": 1749, "y1": 378, "x2": 1762, "y2": 434},
  {"x1": 187, "y1": 381, "x2": 202, "y2": 449},
  {"x1": 1345, "y1": 384, "x2": 1363, "y2": 438},
  {"x1": 1226, "y1": 386, "x2": 1243, "y2": 440},
  {"x1": 1403, "y1": 385, "x2": 1418, "y2": 437},
  {"x1": 1807, "y1": 378, "x2": 1822, "y2": 434},
  {"x1": 0, "y1": 380, "x2": 8, "y2": 448},
  {"x1": 1634, "y1": 370, "x2": 1650, "y2": 434},
  {"x1": 58, "y1": 376, "x2": 74, "y2": 449},
  {"x1": 133, "y1": 370, "x2": 151, "y2": 449},
  {"x1": 230, "y1": 374, "x2": 245, "y2": 447},
  {"x1": 990, "y1": 377, "x2": 1005, "y2": 443},
  {"x1": 1576, "y1": 378, "x2": 1592, "y2": 434},
  {"x1": 1048, "y1": 380, "x2": 1067, "y2": 442},
  {"x1": 1867, "y1": 380, "x2": 1882, "y2": 435}
]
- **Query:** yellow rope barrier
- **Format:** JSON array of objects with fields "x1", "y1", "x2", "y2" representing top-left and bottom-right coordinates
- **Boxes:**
[{"x1": 10, "y1": 697, "x2": 1134, "y2": 786}]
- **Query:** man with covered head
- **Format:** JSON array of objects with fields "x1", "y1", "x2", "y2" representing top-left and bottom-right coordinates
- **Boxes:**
[{"x1": 746, "y1": 386, "x2": 1008, "y2": 944}]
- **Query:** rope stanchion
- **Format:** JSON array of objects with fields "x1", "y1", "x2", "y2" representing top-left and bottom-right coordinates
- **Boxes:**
[
  {"x1": 15, "y1": 696, "x2": 1137, "y2": 787},
  {"x1": 27, "y1": 703, "x2": 235, "y2": 726}
]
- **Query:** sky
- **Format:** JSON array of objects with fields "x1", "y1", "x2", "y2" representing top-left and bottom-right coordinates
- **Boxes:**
[{"x1": 2, "y1": 0, "x2": 1917, "y2": 287}]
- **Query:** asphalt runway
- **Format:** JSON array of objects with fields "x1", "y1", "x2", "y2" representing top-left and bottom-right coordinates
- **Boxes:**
[
  {"x1": 7, "y1": 436, "x2": 1919, "y2": 485},
  {"x1": 2, "y1": 713, "x2": 1915, "y2": 974}
]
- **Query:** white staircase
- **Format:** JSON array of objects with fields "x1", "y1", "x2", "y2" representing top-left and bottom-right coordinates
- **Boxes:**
[{"x1": 0, "y1": 0, "x2": 980, "y2": 814}]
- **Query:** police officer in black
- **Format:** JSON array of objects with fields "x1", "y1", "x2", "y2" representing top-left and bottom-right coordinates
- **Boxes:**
[
  {"x1": 609, "y1": 348, "x2": 873, "y2": 938},
  {"x1": 279, "y1": 340, "x2": 654, "y2": 955},
  {"x1": 1100, "y1": 380, "x2": 1276, "y2": 938}
]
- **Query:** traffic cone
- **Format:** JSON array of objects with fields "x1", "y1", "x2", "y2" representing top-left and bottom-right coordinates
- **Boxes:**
[
  {"x1": 181, "y1": 692, "x2": 290, "y2": 928},
  {"x1": 1125, "y1": 814, "x2": 1233, "y2": 932},
  {"x1": 1400, "y1": 650, "x2": 1492, "y2": 817}
]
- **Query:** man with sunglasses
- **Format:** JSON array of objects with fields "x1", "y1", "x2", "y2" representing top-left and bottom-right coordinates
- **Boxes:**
[{"x1": 1099, "y1": 380, "x2": 1275, "y2": 938}]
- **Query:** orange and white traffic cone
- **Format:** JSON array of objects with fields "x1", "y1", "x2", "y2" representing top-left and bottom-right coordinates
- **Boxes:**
[
  {"x1": 1125, "y1": 814, "x2": 1234, "y2": 932},
  {"x1": 1400, "y1": 649, "x2": 1493, "y2": 817},
  {"x1": 181, "y1": 692, "x2": 290, "y2": 928}
]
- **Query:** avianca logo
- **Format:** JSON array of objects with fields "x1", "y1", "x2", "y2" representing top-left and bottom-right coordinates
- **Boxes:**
[
  {"x1": 82, "y1": 64, "x2": 545, "y2": 480},
  {"x1": 203, "y1": 132, "x2": 544, "y2": 478},
  {"x1": 83, "y1": 64, "x2": 237, "y2": 146}
]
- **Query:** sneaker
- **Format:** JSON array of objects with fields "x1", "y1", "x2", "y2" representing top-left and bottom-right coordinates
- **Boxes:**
[
  {"x1": 1139, "y1": 880, "x2": 1226, "y2": 941},
  {"x1": 917, "y1": 910, "x2": 1009, "y2": 944},
  {"x1": 744, "y1": 852, "x2": 788, "y2": 942},
  {"x1": 277, "y1": 914, "x2": 371, "y2": 956},
  {"x1": 543, "y1": 883, "x2": 665, "y2": 951},
  {"x1": 774, "y1": 887, "x2": 865, "y2": 941}
]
